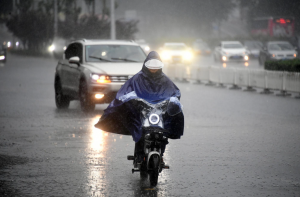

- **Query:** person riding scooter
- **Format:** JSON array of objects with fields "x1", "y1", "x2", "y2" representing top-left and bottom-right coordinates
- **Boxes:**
[{"x1": 95, "y1": 51, "x2": 184, "y2": 163}]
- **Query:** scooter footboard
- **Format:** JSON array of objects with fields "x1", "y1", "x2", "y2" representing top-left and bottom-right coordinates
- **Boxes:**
[{"x1": 147, "y1": 151, "x2": 161, "y2": 170}]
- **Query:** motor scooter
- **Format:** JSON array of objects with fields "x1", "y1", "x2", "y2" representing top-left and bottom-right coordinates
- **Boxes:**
[{"x1": 127, "y1": 98, "x2": 181, "y2": 187}]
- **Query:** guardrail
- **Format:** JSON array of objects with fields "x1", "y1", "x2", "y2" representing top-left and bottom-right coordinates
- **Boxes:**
[{"x1": 165, "y1": 64, "x2": 300, "y2": 98}]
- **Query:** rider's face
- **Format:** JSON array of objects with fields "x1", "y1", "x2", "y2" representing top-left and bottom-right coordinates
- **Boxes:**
[{"x1": 148, "y1": 69, "x2": 159, "y2": 73}]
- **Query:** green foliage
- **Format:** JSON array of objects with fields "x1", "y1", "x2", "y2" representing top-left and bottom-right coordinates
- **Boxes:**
[{"x1": 265, "y1": 59, "x2": 300, "y2": 72}]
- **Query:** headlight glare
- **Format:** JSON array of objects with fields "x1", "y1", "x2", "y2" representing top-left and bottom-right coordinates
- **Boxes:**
[
  {"x1": 91, "y1": 74, "x2": 100, "y2": 80},
  {"x1": 48, "y1": 44, "x2": 55, "y2": 52},
  {"x1": 91, "y1": 74, "x2": 111, "y2": 83},
  {"x1": 183, "y1": 51, "x2": 193, "y2": 60},
  {"x1": 149, "y1": 114, "x2": 159, "y2": 125},
  {"x1": 161, "y1": 51, "x2": 171, "y2": 60}
]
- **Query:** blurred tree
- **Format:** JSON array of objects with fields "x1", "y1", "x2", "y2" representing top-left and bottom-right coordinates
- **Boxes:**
[
  {"x1": 5, "y1": 0, "x2": 139, "y2": 48},
  {"x1": 84, "y1": 0, "x2": 95, "y2": 16},
  {"x1": 0, "y1": 0, "x2": 13, "y2": 24},
  {"x1": 76, "y1": 15, "x2": 110, "y2": 39},
  {"x1": 57, "y1": 0, "x2": 81, "y2": 39},
  {"x1": 116, "y1": 20, "x2": 139, "y2": 40},
  {"x1": 6, "y1": 0, "x2": 54, "y2": 51},
  {"x1": 72, "y1": 0, "x2": 135, "y2": 40}
]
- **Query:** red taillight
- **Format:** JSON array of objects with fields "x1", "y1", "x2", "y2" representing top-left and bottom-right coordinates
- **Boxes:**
[{"x1": 279, "y1": 18, "x2": 286, "y2": 24}]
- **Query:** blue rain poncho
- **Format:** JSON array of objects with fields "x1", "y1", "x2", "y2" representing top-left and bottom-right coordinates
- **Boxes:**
[{"x1": 95, "y1": 51, "x2": 184, "y2": 142}]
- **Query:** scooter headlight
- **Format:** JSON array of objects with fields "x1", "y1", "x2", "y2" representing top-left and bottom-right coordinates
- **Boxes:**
[{"x1": 149, "y1": 114, "x2": 159, "y2": 125}]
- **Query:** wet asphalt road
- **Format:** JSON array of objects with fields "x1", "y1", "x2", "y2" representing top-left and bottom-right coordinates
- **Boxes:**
[{"x1": 0, "y1": 54, "x2": 300, "y2": 197}]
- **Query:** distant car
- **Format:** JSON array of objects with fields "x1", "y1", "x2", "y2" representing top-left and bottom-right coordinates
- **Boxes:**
[
  {"x1": 213, "y1": 41, "x2": 249, "y2": 62},
  {"x1": 244, "y1": 40, "x2": 263, "y2": 58},
  {"x1": 0, "y1": 45, "x2": 6, "y2": 63},
  {"x1": 54, "y1": 39, "x2": 147, "y2": 111},
  {"x1": 135, "y1": 39, "x2": 150, "y2": 54},
  {"x1": 48, "y1": 37, "x2": 69, "y2": 59},
  {"x1": 193, "y1": 40, "x2": 211, "y2": 55},
  {"x1": 160, "y1": 43, "x2": 193, "y2": 64},
  {"x1": 258, "y1": 41, "x2": 298, "y2": 66}
]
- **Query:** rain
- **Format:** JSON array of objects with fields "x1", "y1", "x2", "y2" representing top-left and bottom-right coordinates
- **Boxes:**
[{"x1": 1, "y1": 0, "x2": 300, "y2": 196}]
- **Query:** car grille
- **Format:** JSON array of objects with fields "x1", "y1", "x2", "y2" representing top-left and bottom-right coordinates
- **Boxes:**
[{"x1": 109, "y1": 76, "x2": 130, "y2": 82}]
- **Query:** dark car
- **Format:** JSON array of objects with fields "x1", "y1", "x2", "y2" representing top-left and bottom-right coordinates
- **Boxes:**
[
  {"x1": 259, "y1": 41, "x2": 298, "y2": 66},
  {"x1": 244, "y1": 40, "x2": 263, "y2": 58}
]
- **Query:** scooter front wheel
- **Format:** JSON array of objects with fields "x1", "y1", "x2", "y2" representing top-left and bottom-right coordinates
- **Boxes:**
[{"x1": 149, "y1": 155, "x2": 159, "y2": 187}]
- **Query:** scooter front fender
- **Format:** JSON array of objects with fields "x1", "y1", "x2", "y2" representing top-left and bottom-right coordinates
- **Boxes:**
[{"x1": 147, "y1": 151, "x2": 161, "y2": 170}]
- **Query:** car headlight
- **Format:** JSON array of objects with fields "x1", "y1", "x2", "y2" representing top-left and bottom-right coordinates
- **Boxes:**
[
  {"x1": 161, "y1": 50, "x2": 171, "y2": 60},
  {"x1": 294, "y1": 53, "x2": 297, "y2": 58},
  {"x1": 91, "y1": 74, "x2": 111, "y2": 83},
  {"x1": 144, "y1": 46, "x2": 150, "y2": 52},
  {"x1": 183, "y1": 51, "x2": 193, "y2": 60},
  {"x1": 48, "y1": 44, "x2": 55, "y2": 52},
  {"x1": 0, "y1": 55, "x2": 5, "y2": 60},
  {"x1": 149, "y1": 114, "x2": 159, "y2": 125}
]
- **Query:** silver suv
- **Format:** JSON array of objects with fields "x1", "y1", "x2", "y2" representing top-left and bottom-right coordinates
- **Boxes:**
[{"x1": 54, "y1": 39, "x2": 146, "y2": 111}]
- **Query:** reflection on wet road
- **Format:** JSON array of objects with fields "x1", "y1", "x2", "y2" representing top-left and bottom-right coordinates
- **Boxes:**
[{"x1": 1, "y1": 55, "x2": 300, "y2": 196}]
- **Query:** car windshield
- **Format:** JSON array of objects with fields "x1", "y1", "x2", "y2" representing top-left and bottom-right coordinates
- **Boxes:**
[
  {"x1": 164, "y1": 45, "x2": 186, "y2": 50},
  {"x1": 223, "y1": 43, "x2": 243, "y2": 49},
  {"x1": 268, "y1": 43, "x2": 294, "y2": 51},
  {"x1": 86, "y1": 45, "x2": 146, "y2": 62},
  {"x1": 244, "y1": 41, "x2": 262, "y2": 49}
]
